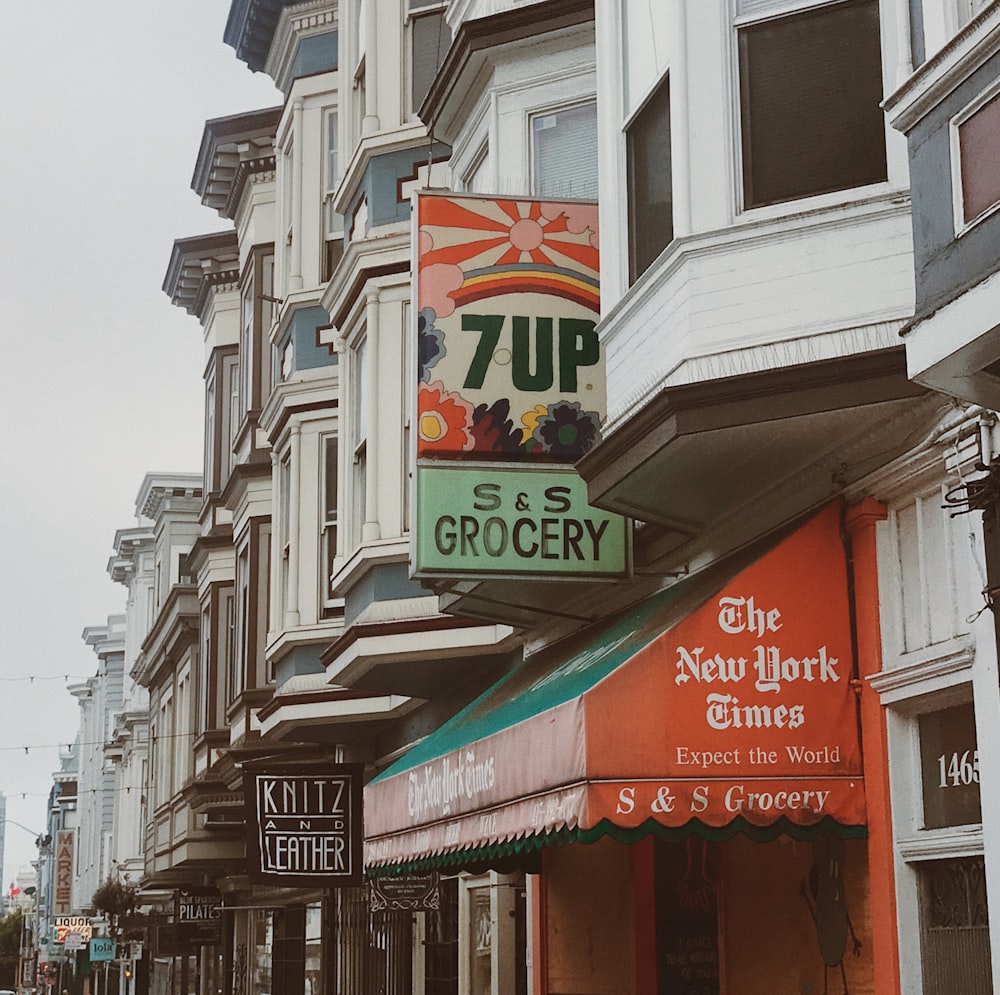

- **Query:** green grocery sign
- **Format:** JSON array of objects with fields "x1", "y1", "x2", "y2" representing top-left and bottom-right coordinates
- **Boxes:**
[{"x1": 414, "y1": 465, "x2": 628, "y2": 579}]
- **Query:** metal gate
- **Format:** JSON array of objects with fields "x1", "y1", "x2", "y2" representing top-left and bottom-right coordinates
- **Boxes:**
[
  {"x1": 919, "y1": 856, "x2": 994, "y2": 995},
  {"x1": 330, "y1": 887, "x2": 412, "y2": 995}
]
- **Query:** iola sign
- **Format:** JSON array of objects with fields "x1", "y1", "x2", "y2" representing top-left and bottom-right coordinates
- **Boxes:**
[{"x1": 414, "y1": 465, "x2": 628, "y2": 579}]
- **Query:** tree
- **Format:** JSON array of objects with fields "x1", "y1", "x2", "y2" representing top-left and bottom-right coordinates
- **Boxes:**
[
  {"x1": 92, "y1": 877, "x2": 138, "y2": 941},
  {"x1": 0, "y1": 911, "x2": 23, "y2": 986}
]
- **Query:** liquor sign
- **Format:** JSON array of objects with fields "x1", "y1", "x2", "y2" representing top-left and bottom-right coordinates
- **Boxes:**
[
  {"x1": 370, "y1": 872, "x2": 440, "y2": 912},
  {"x1": 919, "y1": 702, "x2": 981, "y2": 829},
  {"x1": 53, "y1": 830, "x2": 74, "y2": 914},
  {"x1": 53, "y1": 917, "x2": 93, "y2": 943},
  {"x1": 243, "y1": 762, "x2": 364, "y2": 887},
  {"x1": 414, "y1": 464, "x2": 628, "y2": 579},
  {"x1": 415, "y1": 193, "x2": 603, "y2": 463}
]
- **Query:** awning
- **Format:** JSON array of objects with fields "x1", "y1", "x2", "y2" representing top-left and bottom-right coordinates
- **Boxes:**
[{"x1": 364, "y1": 503, "x2": 865, "y2": 872}]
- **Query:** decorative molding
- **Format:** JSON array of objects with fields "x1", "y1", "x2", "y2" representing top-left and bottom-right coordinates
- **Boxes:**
[
  {"x1": 896, "y1": 826, "x2": 984, "y2": 862},
  {"x1": 868, "y1": 639, "x2": 976, "y2": 701},
  {"x1": 884, "y1": 3, "x2": 1000, "y2": 133}
]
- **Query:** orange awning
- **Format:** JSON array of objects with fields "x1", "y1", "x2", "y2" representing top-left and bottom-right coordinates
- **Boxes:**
[{"x1": 365, "y1": 503, "x2": 865, "y2": 871}]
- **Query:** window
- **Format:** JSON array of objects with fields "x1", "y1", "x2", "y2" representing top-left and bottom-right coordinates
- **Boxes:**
[
  {"x1": 955, "y1": 86, "x2": 1000, "y2": 229},
  {"x1": 279, "y1": 455, "x2": 292, "y2": 617},
  {"x1": 627, "y1": 74, "x2": 672, "y2": 284},
  {"x1": 531, "y1": 101, "x2": 598, "y2": 200},
  {"x1": 738, "y1": 0, "x2": 887, "y2": 209},
  {"x1": 322, "y1": 436, "x2": 339, "y2": 599},
  {"x1": 458, "y1": 874, "x2": 526, "y2": 995},
  {"x1": 231, "y1": 549, "x2": 250, "y2": 703},
  {"x1": 410, "y1": 2, "x2": 451, "y2": 113},
  {"x1": 352, "y1": 339, "x2": 368, "y2": 549},
  {"x1": 324, "y1": 110, "x2": 345, "y2": 280}
]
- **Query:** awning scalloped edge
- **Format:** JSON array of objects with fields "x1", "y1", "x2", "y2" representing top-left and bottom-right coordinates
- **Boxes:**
[{"x1": 365, "y1": 815, "x2": 867, "y2": 878}]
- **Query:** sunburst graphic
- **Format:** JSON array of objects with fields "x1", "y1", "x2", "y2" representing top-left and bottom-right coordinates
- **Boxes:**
[{"x1": 418, "y1": 195, "x2": 599, "y2": 312}]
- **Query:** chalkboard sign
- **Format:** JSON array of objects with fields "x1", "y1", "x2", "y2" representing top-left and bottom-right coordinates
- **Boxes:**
[{"x1": 656, "y1": 838, "x2": 720, "y2": 995}]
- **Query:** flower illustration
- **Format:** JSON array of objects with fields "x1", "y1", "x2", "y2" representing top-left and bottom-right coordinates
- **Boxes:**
[
  {"x1": 529, "y1": 401, "x2": 601, "y2": 457},
  {"x1": 417, "y1": 381, "x2": 475, "y2": 453},
  {"x1": 418, "y1": 308, "x2": 446, "y2": 381},
  {"x1": 470, "y1": 399, "x2": 523, "y2": 455}
]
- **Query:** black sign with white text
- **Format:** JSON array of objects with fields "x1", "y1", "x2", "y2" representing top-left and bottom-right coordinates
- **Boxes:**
[
  {"x1": 243, "y1": 762, "x2": 364, "y2": 887},
  {"x1": 919, "y1": 702, "x2": 981, "y2": 830}
]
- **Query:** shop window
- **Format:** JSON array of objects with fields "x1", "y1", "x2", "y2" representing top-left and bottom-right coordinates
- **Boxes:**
[
  {"x1": 531, "y1": 101, "x2": 598, "y2": 201},
  {"x1": 737, "y1": 0, "x2": 887, "y2": 209},
  {"x1": 955, "y1": 86, "x2": 1000, "y2": 229},
  {"x1": 304, "y1": 904, "x2": 322, "y2": 995},
  {"x1": 410, "y1": 2, "x2": 451, "y2": 113},
  {"x1": 916, "y1": 856, "x2": 992, "y2": 994},
  {"x1": 459, "y1": 873, "x2": 526, "y2": 995},
  {"x1": 627, "y1": 73, "x2": 672, "y2": 285},
  {"x1": 656, "y1": 838, "x2": 720, "y2": 993},
  {"x1": 425, "y1": 877, "x2": 458, "y2": 995}
]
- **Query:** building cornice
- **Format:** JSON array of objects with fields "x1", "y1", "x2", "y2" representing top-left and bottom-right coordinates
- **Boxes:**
[
  {"x1": 163, "y1": 232, "x2": 240, "y2": 318},
  {"x1": 225, "y1": 0, "x2": 301, "y2": 73},
  {"x1": 884, "y1": 3, "x2": 1000, "y2": 133},
  {"x1": 420, "y1": 0, "x2": 595, "y2": 136},
  {"x1": 191, "y1": 107, "x2": 282, "y2": 219}
]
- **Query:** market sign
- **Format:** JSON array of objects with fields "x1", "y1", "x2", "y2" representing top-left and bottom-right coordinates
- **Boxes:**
[
  {"x1": 243, "y1": 762, "x2": 363, "y2": 887},
  {"x1": 415, "y1": 192, "x2": 602, "y2": 463},
  {"x1": 414, "y1": 464, "x2": 628, "y2": 579},
  {"x1": 53, "y1": 830, "x2": 74, "y2": 915}
]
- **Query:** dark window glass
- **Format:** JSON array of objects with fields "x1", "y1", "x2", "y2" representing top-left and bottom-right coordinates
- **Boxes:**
[
  {"x1": 412, "y1": 10, "x2": 451, "y2": 112},
  {"x1": 627, "y1": 74, "x2": 673, "y2": 284},
  {"x1": 738, "y1": 0, "x2": 887, "y2": 208},
  {"x1": 959, "y1": 90, "x2": 1000, "y2": 224}
]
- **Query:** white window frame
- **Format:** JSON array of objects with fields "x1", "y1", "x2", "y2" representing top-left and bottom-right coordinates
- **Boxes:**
[
  {"x1": 528, "y1": 98, "x2": 599, "y2": 201},
  {"x1": 949, "y1": 75, "x2": 1000, "y2": 236},
  {"x1": 457, "y1": 872, "x2": 526, "y2": 995},
  {"x1": 731, "y1": 0, "x2": 894, "y2": 218}
]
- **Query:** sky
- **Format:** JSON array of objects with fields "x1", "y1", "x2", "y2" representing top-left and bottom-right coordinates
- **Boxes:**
[{"x1": 0, "y1": 1, "x2": 280, "y2": 888}]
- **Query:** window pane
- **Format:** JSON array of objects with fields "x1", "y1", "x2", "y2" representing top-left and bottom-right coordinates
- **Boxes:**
[
  {"x1": 412, "y1": 10, "x2": 451, "y2": 111},
  {"x1": 739, "y1": 0, "x2": 887, "y2": 208},
  {"x1": 959, "y1": 90, "x2": 1000, "y2": 224},
  {"x1": 627, "y1": 75, "x2": 673, "y2": 284},
  {"x1": 532, "y1": 102, "x2": 598, "y2": 200}
]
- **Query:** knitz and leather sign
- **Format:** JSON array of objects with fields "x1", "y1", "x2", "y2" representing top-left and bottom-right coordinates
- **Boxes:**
[{"x1": 243, "y1": 762, "x2": 363, "y2": 887}]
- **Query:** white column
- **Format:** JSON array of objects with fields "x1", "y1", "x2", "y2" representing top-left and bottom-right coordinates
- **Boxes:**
[
  {"x1": 362, "y1": 0, "x2": 380, "y2": 133},
  {"x1": 363, "y1": 290, "x2": 381, "y2": 541},
  {"x1": 671, "y1": 0, "x2": 691, "y2": 237},
  {"x1": 290, "y1": 100, "x2": 304, "y2": 291},
  {"x1": 894, "y1": 0, "x2": 914, "y2": 85}
]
